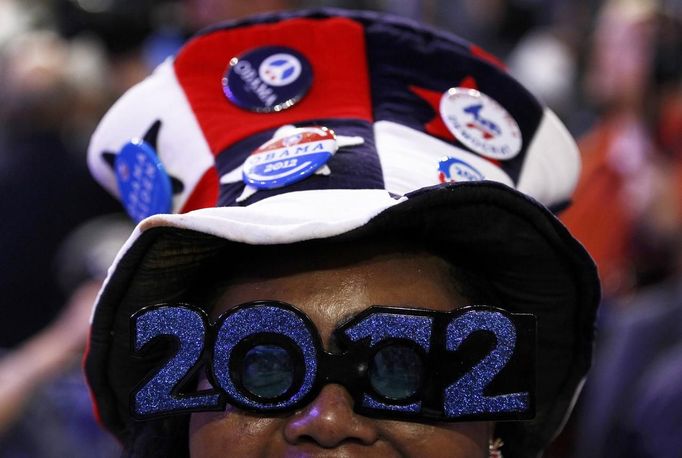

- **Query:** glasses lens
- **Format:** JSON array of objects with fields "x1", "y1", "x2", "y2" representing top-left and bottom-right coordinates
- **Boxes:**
[
  {"x1": 369, "y1": 344, "x2": 422, "y2": 400},
  {"x1": 242, "y1": 344, "x2": 294, "y2": 399}
]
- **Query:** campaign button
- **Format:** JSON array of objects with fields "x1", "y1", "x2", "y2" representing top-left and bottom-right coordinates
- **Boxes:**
[
  {"x1": 243, "y1": 126, "x2": 337, "y2": 189},
  {"x1": 440, "y1": 88, "x2": 522, "y2": 160},
  {"x1": 438, "y1": 156, "x2": 485, "y2": 183},
  {"x1": 223, "y1": 46, "x2": 313, "y2": 113},
  {"x1": 115, "y1": 140, "x2": 172, "y2": 223}
]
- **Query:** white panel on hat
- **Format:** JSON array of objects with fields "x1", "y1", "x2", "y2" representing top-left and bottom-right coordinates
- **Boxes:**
[
  {"x1": 142, "y1": 188, "x2": 405, "y2": 244},
  {"x1": 87, "y1": 58, "x2": 214, "y2": 212},
  {"x1": 374, "y1": 120, "x2": 514, "y2": 196},
  {"x1": 516, "y1": 108, "x2": 580, "y2": 208}
]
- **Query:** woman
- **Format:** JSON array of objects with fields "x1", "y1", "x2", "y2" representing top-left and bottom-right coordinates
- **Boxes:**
[{"x1": 84, "y1": 9, "x2": 599, "y2": 457}]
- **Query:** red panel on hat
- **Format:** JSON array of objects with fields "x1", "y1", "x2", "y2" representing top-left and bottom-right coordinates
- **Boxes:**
[
  {"x1": 180, "y1": 166, "x2": 219, "y2": 212},
  {"x1": 174, "y1": 17, "x2": 373, "y2": 155}
]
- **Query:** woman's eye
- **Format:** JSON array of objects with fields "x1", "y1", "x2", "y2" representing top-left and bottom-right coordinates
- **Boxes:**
[
  {"x1": 242, "y1": 344, "x2": 295, "y2": 399},
  {"x1": 369, "y1": 344, "x2": 423, "y2": 400}
]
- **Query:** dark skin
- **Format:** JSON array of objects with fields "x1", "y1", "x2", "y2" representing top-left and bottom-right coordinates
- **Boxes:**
[{"x1": 189, "y1": 243, "x2": 491, "y2": 457}]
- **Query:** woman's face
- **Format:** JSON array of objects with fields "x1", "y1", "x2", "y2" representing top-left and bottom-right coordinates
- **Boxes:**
[{"x1": 189, "y1": 246, "x2": 491, "y2": 457}]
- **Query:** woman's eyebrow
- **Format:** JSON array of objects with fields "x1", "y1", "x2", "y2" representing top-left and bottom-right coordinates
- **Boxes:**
[
  {"x1": 333, "y1": 309, "x2": 358, "y2": 329},
  {"x1": 325, "y1": 309, "x2": 360, "y2": 353}
]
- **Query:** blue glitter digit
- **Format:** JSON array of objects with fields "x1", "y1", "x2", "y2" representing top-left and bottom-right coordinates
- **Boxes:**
[
  {"x1": 344, "y1": 311, "x2": 432, "y2": 413},
  {"x1": 132, "y1": 306, "x2": 221, "y2": 417},
  {"x1": 444, "y1": 309, "x2": 528, "y2": 418},
  {"x1": 212, "y1": 304, "x2": 318, "y2": 410}
]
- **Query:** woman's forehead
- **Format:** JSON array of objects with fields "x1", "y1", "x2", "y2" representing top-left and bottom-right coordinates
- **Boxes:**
[{"x1": 209, "y1": 247, "x2": 468, "y2": 337}]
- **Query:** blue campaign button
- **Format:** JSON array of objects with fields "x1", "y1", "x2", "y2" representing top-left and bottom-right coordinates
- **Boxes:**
[
  {"x1": 223, "y1": 46, "x2": 313, "y2": 113},
  {"x1": 243, "y1": 126, "x2": 337, "y2": 189},
  {"x1": 438, "y1": 156, "x2": 484, "y2": 183},
  {"x1": 115, "y1": 140, "x2": 172, "y2": 222}
]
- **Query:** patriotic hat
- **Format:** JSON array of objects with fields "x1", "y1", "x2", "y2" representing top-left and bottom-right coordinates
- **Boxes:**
[{"x1": 85, "y1": 9, "x2": 599, "y2": 457}]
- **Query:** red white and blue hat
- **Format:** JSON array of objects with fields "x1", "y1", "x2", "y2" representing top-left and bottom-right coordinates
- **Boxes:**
[{"x1": 85, "y1": 9, "x2": 600, "y2": 457}]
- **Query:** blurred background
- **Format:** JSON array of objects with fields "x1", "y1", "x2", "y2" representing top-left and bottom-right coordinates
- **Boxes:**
[{"x1": 0, "y1": 0, "x2": 679, "y2": 456}]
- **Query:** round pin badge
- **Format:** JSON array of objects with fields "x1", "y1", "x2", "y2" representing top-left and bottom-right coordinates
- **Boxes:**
[
  {"x1": 438, "y1": 157, "x2": 485, "y2": 183},
  {"x1": 440, "y1": 88, "x2": 522, "y2": 160},
  {"x1": 223, "y1": 46, "x2": 313, "y2": 113},
  {"x1": 243, "y1": 126, "x2": 337, "y2": 190},
  {"x1": 114, "y1": 140, "x2": 172, "y2": 223}
]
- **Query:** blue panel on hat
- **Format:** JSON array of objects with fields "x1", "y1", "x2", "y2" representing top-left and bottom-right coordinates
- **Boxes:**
[{"x1": 215, "y1": 119, "x2": 383, "y2": 206}]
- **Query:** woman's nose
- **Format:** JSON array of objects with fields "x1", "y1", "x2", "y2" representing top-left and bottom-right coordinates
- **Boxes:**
[{"x1": 283, "y1": 384, "x2": 380, "y2": 448}]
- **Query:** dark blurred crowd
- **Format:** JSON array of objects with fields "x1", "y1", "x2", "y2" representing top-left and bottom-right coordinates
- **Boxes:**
[{"x1": 0, "y1": 0, "x2": 680, "y2": 457}]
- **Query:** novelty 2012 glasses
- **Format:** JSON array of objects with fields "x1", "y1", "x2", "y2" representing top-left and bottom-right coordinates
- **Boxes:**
[{"x1": 130, "y1": 301, "x2": 535, "y2": 423}]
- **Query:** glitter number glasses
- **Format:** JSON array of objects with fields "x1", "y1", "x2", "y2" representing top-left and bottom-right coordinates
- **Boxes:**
[{"x1": 130, "y1": 301, "x2": 535, "y2": 423}]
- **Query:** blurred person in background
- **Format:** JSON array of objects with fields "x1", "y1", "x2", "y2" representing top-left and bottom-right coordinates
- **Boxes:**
[
  {"x1": 573, "y1": 164, "x2": 682, "y2": 458},
  {"x1": 0, "y1": 0, "x2": 123, "y2": 348},
  {"x1": 0, "y1": 1, "x2": 147, "y2": 455},
  {"x1": 0, "y1": 214, "x2": 133, "y2": 457},
  {"x1": 561, "y1": 0, "x2": 682, "y2": 298},
  {"x1": 558, "y1": 0, "x2": 682, "y2": 457}
]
